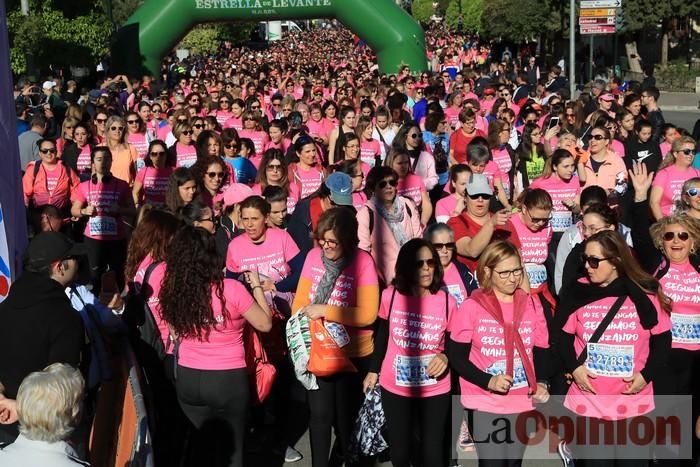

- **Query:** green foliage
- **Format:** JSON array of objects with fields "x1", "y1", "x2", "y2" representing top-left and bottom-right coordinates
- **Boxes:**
[
  {"x1": 445, "y1": 0, "x2": 483, "y2": 32},
  {"x1": 621, "y1": 0, "x2": 700, "y2": 34},
  {"x1": 179, "y1": 25, "x2": 223, "y2": 56},
  {"x1": 411, "y1": 0, "x2": 436, "y2": 23},
  {"x1": 481, "y1": 0, "x2": 549, "y2": 41},
  {"x1": 111, "y1": 0, "x2": 144, "y2": 26},
  {"x1": 7, "y1": 4, "x2": 112, "y2": 75}
]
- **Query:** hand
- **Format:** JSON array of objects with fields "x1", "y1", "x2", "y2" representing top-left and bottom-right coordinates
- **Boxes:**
[
  {"x1": 572, "y1": 365, "x2": 597, "y2": 394},
  {"x1": 302, "y1": 304, "x2": 326, "y2": 320},
  {"x1": 544, "y1": 126, "x2": 560, "y2": 139},
  {"x1": 628, "y1": 161, "x2": 654, "y2": 201},
  {"x1": 490, "y1": 209, "x2": 511, "y2": 228},
  {"x1": 0, "y1": 394, "x2": 17, "y2": 425},
  {"x1": 622, "y1": 372, "x2": 647, "y2": 395},
  {"x1": 243, "y1": 270, "x2": 262, "y2": 288},
  {"x1": 532, "y1": 382, "x2": 550, "y2": 403},
  {"x1": 83, "y1": 205, "x2": 96, "y2": 217},
  {"x1": 363, "y1": 372, "x2": 379, "y2": 393},
  {"x1": 453, "y1": 195, "x2": 467, "y2": 215},
  {"x1": 488, "y1": 374, "x2": 514, "y2": 394},
  {"x1": 261, "y1": 280, "x2": 276, "y2": 293},
  {"x1": 99, "y1": 292, "x2": 123, "y2": 310},
  {"x1": 427, "y1": 353, "x2": 449, "y2": 378}
]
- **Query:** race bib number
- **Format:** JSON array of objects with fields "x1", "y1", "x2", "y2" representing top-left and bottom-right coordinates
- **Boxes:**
[
  {"x1": 485, "y1": 358, "x2": 528, "y2": 389},
  {"x1": 671, "y1": 313, "x2": 700, "y2": 345},
  {"x1": 525, "y1": 263, "x2": 547, "y2": 289},
  {"x1": 586, "y1": 343, "x2": 634, "y2": 377},
  {"x1": 394, "y1": 355, "x2": 437, "y2": 387},
  {"x1": 135, "y1": 158, "x2": 146, "y2": 171},
  {"x1": 88, "y1": 216, "x2": 118, "y2": 236},
  {"x1": 551, "y1": 210, "x2": 573, "y2": 232},
  {"x1": 446, "y1": 284, "x2": 465, "y2": 307},
  {"x1": 324, "y1": 321, "x2": 350, "y2": 348}
]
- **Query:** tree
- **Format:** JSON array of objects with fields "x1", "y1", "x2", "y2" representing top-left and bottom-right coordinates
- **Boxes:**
[
  {"x1": 480, "y1": 0, "x2": 550, "y2": 41},
  {"x1": 445, "y1": 0, "x2": 483, "y2": 32},
  {"x1": 111, "y1": 0, "x2": 144, "y2": 26},
  {"x1": 411, "y1": 0, "x2": 449, "y2": 23}
]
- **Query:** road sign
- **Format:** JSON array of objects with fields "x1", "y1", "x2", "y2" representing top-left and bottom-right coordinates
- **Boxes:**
[
  {"x1": 580, "y1": 24, "x2": 616, "y2": 34},
  {"x1": 580, "y1": 0, "x2": 621, "y2": 7},
  {"x1": 579, "y1": 16, "x2": 616, "y2": 25},
  {"x1": 579, "y1": 8, "x2": 616, "y2": 16}
]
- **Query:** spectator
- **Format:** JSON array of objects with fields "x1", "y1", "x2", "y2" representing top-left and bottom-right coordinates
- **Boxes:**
[{"x1": 18, "y1": 114, "x2": 47, "y2": 170}]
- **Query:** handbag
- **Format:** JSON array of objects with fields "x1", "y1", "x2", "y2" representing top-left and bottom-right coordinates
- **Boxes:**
[
  {"x1": 244, "y1": 324, "x2": 277, "y2": 406},
  {"x1": 307, "y1": 318, "x2": 357, "y2": 377}
]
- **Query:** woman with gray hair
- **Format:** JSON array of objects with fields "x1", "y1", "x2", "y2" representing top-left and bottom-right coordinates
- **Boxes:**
[{"x1": 0, "y1": 363, "x2": 88, "y2": 466}]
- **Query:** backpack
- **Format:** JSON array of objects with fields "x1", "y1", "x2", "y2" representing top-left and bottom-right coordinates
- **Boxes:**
[
  {"x1": 432, "y1": 139, "x2": 449, "y2": 174},
  {"x1": 124, "y1": 261, "x2": 169, "y2": 361}
]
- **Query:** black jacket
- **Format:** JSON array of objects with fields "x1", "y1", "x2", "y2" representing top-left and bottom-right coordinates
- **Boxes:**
[{"x1": 0, "y1": 272, "x2": 84, "y2": 441}]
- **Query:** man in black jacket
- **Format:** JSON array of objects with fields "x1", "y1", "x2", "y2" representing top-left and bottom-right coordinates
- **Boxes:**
[{"x1": 0, "y1": 232, "x2": 86, "y2": 443}]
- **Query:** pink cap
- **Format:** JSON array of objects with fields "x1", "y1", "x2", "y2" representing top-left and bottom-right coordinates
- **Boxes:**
[{"x1": 223, "y1": 183, "x2": 254, "y2": 207}]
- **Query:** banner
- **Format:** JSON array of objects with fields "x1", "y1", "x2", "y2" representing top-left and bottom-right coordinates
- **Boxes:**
[{"x1": 0, "y1": 204, "x2": 10, "y2": 302}]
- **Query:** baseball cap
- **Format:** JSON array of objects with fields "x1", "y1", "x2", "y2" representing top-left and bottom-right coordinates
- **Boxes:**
[
  {"x1": 222, "y1": 183, "x2": 254, "y2": 207},
  {"x1": 42, "y1": 80, "x2": 56, "y2": 90},
  {"x1": 599, "y1": 93, "x2": 615, "y2": 102},
  {"x1": 324, "y1": 172, "x2": 353, "y2": 206},
  {"x1": 24, "y1": 232, "x2": 87, "y2": 269},
  {"x1": 313, "y1": 86, "x2": 324, "y2": 94},
  {"x1": 466, "y1": 173, "x2": 493, "y2": 196},
  {"x1": 483, "y1": 88, "x2": 495, "y2": 96}
]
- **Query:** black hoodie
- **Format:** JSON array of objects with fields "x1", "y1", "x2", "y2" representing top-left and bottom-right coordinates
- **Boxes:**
[{"x1": 0, "y1": 272, "x2": 84, "y2": 442}]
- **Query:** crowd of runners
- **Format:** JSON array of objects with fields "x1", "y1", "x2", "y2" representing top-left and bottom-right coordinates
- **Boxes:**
[{"x1": 1, "y1": 22, "x2": 700, "y2": 467}]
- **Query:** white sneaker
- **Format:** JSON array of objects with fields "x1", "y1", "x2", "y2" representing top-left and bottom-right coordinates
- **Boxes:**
[
  {"x1": 557, "y1": 440, "x2": 575, "y2": 467},
  {"x1": 456, "y1": 419, "x2": 475, "y2": 453},
  {"x1": 284, "y1": 446, "x2": 303, "y2": 463}
]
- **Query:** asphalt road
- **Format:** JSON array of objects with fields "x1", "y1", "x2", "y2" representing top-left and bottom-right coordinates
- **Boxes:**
[{"x1": 665, "y1": 110, "x2": 699, "y2": 134}]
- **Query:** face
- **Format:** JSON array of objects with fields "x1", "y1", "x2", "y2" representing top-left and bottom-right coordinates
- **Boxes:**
[
  {"x1": 406, "y1": 127, "x2": 422, "y2": 149},
  {"x1": 487, "y1": 255, "x2": 523, "y2": 297},
  {"x1": 467, "y1": 161, "x2": 486, "y2": 175},
  {"x1": 415, "y1": 246, "x2": 437, "y2": 289},
  {"x1": 138, "y1": 106, "x2": 152, "y2": 121},
  {"x1": 499, "y1": 124, "x2": 511, "y2": 144},
  {"x1": 554, "y1": 156, "x2": 575, "y2": 181},
  {"x1": 431, "y1": 231, "x2": 455, "y2": 267},
  {"x1": 268, "y1": 200, "x2": 288, "y2": 227},
  {"x1": 466, "y1": 192, "x2": 491, "y2": 217},
  {"x1": 108, "y1": 121, "x2": 125, "y2": 140},
  {"x1": 583, "y1": 241, "x2": 618, "y2": 285},
  {"x1": 241, "y1": 207, "x2": 267, "y2": 241},
  {"x1": 342, "y1": 111, "x2": 355, "y2": 128},
  {"x1": 319, "y1": 229, "x2": 343, "y2": 261},
  {"x1": 178, "y1": 128, "x2": 193, "y2": 144},
  {"x1": 391, "y1": 154, "x2": 411, "y2": 178},
  {"x1": 627, "y1": 100, "x2": 641, "y2": 116},
  {"x1": 311, "y1": 108, "x2": 322, "y2": 122},
  {"x1": 38, "y1": 142, "x2": 58, "y2": 164},
  {"x1": 675, "y1": 144, "x2": 695, "y2": 168},
  {"x1": 92, "y1": 152, "x2": 112, "y2": 174},
  {"x1": 374, "y1": 176, "x2": 398, "y2": 203},
  {"x1": 529, "y1": 127, "x2": 542, "y2": 145},
  {"x1": 204, "y1": 163, "x2": 225, "y2": 192},
  {"x1": 149, "y1": 144, "x2": 167, "y2": 168},
  {"x1": 298, "y1": 143, "x2": 317, "y2": 166},
  {"x1": 683, "y1": 183, "x2": 700, "y2": 212},
  {"x1": 376, "y1": 115, "x2": 389, "y2": 130},
  {"x1": 325, "y1": 105, "x2": 336, "y2": 118},
  {"x1": 582, "y1": 212, "x2": 614, "y2": 239},
  {"x1": 344, "y1": 138, "x2": 360, "y2": 159},
  {"x1": 179, "y1": 180, "x2": 197, "y2": 203},
  {"x1": 462, "y1": 118, "x2": 476, "y2": 133},
  {"x1": 219, "y1": 97, "x2": 230, "y2": 109},
  {"x1": 73, "y1": 127, "x2": 88, "y2": 146},
  {"x1": 269, "y1": 126, "x2": 283, "y2": 142},
  {"x1": 589, "y1": 130, "x2": 609, "y2": 154},
  {"x1": 662, "y1": 223, "x2": 693, "y2": 263},
  {"x1": 523, "y1": 206, "x2": 552, "y2": 231},
  {"x1": 265, "y1": 158, "x2": 283, "y2": 183},
  {"x1": 452, "y1": 171, "x2": 469, "y2": 197},
  {"x1": 243, "y1": 115, "x2": 257, "y2": 130},
  {"x1": 192, "y1": 119, "x2": 204, "y2": 137},
  {"x1": 207, "y1": 137, "x2": 220, "y2": 156},
  {"x1": 56, "y1": 258, "x2": 79, "y2": 284},
  {"x1": 194, "y1": 207, "x2": 216, "y2": 234},
  {"x1": 94, "y1": 113, "x2": 108, "y2": 132}
]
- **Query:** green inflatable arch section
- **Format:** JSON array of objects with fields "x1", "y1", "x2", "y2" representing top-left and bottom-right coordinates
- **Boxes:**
[{"x1": 113, "y1": 0, "x2": 427, "y2": 76}]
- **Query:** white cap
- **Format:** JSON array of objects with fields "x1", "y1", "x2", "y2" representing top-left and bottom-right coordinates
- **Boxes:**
[
  {"x1": 42, "y1": 80, "x2": 56, "y2": 90},
  {"x1": 466, "y1": 173, "x2": 493, "y2": 196}
]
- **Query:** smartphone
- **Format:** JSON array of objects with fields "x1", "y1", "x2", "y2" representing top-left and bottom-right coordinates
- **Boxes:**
[{"x1": 548, "y1": 117, "x2": 560, "y2": 129}]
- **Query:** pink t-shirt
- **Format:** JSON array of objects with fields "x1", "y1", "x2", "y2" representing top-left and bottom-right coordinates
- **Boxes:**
[
  {"x1": 444, "y1": 106, "x2": 461, "y2": 129},
  {"x1": 610, "y1": 139, "x2": 625, "y2": 157},
  {"x1": 378, "y1": 287, "x2": 455, "y2": 398},
  {"x1": 307, "y1": 119, "x2": 332, "y2": 141},
  {"x1": 291, "y1": 165, "x2": 324, "y2": 199},
  {"x1": 76, "y1": 145, "x2": 92, "y2": 175},
  {"x1": 563, "y1": 293, "x2": 671, "y2": 419},
  {"x1": 530, "y1": 176, "x2": 581, "y2": 232},
  {"x1": 72, "y1": 178, "x2": 131, "y2": 240},
  {"x1": 216, "y1": 110, "x2": 234, "y2": 126},
  {"x1": 224, "y1": 116, "x2": 243, "y2": 131},
  {"x1": 352, "y1": 191, "x2": 368, "y2": 210},
  {"x1": 510, "y1": 212, "x2": 553, "y2": 288},
  {"x1": 175, "y1": 143, "x2": 198, "y2": 168},
  {"x1": 360, "y1": 139, "x2": 381, "y2": 167},
  {"x1": 135, "y1": 166, "x2": 174, "y2": 204},
  {"x1": 397, "y1": 174, "x2": 426, "y2": 209},
  {"x1": 652, "y1": 165, "x2": 700, "y2": 216},
  {"x1": 239, "y1": 129, "x2": 270, "y2": 157},
  {"x1": 177, "y1": 279, "x2": 255, "y2": 370},
  {"x1": 128, "y1": 133, "x2": 149, "y2": 163},
  {"x1": 658, "y1": 261, "x2": 700, "y2": 351},
  {"x1": 443, "y1": 262, "x2": 469, "y2": 307},
  {"x1": 480, "y1": 160, "x2": 505, "y2": 191},
  {"x1": 492, "y1": 147, "x2": 512, "y2": 197},
  {"x1": 265, "y1": 138, "x2": 292, "y2": 153},
  {"x1": 435, "y1": 193, "x2": 461, "y2": 223},
  {"x1": 134, "y1": 256, "x2": 171, "y2": 354},
  {"x1": 449, "y1": 295, "x2": 549, "y2": 414}
]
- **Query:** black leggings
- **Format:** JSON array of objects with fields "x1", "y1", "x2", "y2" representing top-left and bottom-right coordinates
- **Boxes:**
[
  {"x1": 381, "y1": 388, "x2": 451, "y2": 467},
  {"x1": 307, "y1": 356, "x2": 369, "y2": 467},
  {"x1": 175, "y1": 366, "x2": 249, "y2": 467},
  {"x1": 83, "y1": 237, "x2": 126, "y2": 293}
]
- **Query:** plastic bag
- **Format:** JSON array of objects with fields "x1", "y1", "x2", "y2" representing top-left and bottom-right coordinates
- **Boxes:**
[
  {"x1": 307, "y1": 319, "x2": 356, "y2": 377},
  {"x1": 285, "y1": 312, "x2": 317, "y2": 390},
  {"x1": 348, "y1": 386, "x2": 388, "y2": 461}
]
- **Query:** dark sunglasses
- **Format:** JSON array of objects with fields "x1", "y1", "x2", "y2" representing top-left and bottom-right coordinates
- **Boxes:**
[
  {"x1": 408, "y1": 133, "x2": 422, "y2": 139},
  {"x1": 686, "y1": 187, "x2": 700, "y2": 197},
  {"x1": 468, "y1": 193, "x2": 492, "y2": 200},
  {"x1": 193, "y1": 123, "x2": 204, "y2": 129},
  {"x1": 39, "y1": 148, "x2": 57, "y2": 154},
  {"x1": 225, "y1": 144, "x2": 238, "y2": 149},
  {"x1": 432, "y1": 242, "x2": 456, "y2": 251},
  {"x1": 378, "y1": 179, "x2": 398, "y2": 189},
  {"x1": 127, "y1": 119, "x2": 140, "y2": 124},
  {"x1": 182, "y1": 130, "x2": 193, "y2": 136},
  {"x1": 416, "y1": 258, "x2": 437, "y2": 268},
  {"x1": 206, "y1": 172, "x2": 224, "y2": 178},
  {"x1": 582, "y1": 255, "x2": 612, "y2": 269},
  {"x1": 678, "y1": 149, "x2": 694, "y2": 155},
  {"x1": 663, "y1": 231, "x2": 690, "y2": 241},
  {"x1": 95, "y1": 118, "x2": 107, "y2": 123},
  {"x1": 219, "y1": 99, "x2": 230, "y2": 104},
  {"x1": 590, "y1": 134, "x2": 607, "y2": 141}
]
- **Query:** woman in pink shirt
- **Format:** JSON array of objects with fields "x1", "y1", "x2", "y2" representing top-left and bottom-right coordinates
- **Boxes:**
[
  {"x1": 556, "y1": 231, "x2": 671, "y2": 463},
  {"x1": 328, "y1": 106, "x2": 356, "y2": 165},
  {"x1": 168, "y1": 122, "x2": 197, "y2": 168},
  {"x1": 214, "y1": 92, "x2": 235, "y2": 126},
  {"x1": 363, "y1": 239, "x2": 456, "y2": 467},
  {"x1": 192, "y1": 155, "x2": 229, "y2": 214},
  {"x1": 132, "y1": 140, "x2": 175, "y2": 207},
  {"x1": 238, "y1": 110, "x2": 269, "y2": 158},
  {"x1": 356, "y1": 116, "x2": 381, "y2": 168},
  {"x1": 125, "y1": 112, "x2": 149, "y2": 167},
  {"x1": 650, "y1": 136, "x2": 700, "y2": 220},
  {"x1": 436, "y1": 164, "x2": 471, "y2": 224},
  {"x1": 252, "y1": 149, "x2": 300, "y2": 214},
  {"x1": 386, "y1": 150, "x2": 433, "y2": 226},
  {"x1": 289, "y1": 135, "x2": 325, "y2": 200},
  {"x1": 160, "y1": 225, "x2": 272, "y2": 467},
  {"x1": 448, "y1": 240, "x2": 550, "y2": 464}
]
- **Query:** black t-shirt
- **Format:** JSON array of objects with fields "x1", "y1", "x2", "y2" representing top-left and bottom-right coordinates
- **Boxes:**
[{"x1": 623, "y1": 138, "x2": 662, "y2": 173}]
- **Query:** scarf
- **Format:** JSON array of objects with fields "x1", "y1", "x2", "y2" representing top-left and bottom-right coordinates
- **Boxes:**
[
  {"x1": 470, "y1": 288, "x2": 538, "y2": 395},
  {"x1": 375, "y1": 197, "x2": 408, "y2": 248},
  {"x1": 313, "y1": 254, "x2": 349, "y2": 305},
  {"x1": 556, "y1": 277, "x2": 659, "y2": 332}
]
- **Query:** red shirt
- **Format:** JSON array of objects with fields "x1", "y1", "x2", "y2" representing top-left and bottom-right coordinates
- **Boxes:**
[
  {"x1": 449, "y1": 129, "x2": 485, "y2": 164},
  {"x1": 448, "y1": 212, "x2": 520, "y2": 270}
]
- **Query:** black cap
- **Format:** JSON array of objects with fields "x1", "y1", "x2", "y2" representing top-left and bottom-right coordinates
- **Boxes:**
[{"x1": 25, "y1": 232, "x2": 87, "y2": 269}]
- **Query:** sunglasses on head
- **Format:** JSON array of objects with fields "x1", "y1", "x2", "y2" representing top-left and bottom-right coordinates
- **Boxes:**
[
  {"x1": 416, "y1": 258, "x2": 437, "y2": 268},
  {"x1": 378, "y1": 179, "x2": 398, "y2": 189},
  {"x1": 468, "y1": 193, "x2": 492, "y2": 200},
  {"x1": 432, "y1": 242, "x2": 456, "y2": 251},
  {"x1": 663, "y1": 231, "x2": 690, "y2": 241},
  {"x1": 206, "y1": 171, "x2": 224, "y2": 178},
  {"x1": 582, "y1": 255, "x2": 612, "y2": 269}
]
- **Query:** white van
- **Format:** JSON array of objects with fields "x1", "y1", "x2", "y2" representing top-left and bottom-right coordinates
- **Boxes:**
[{"x1": 262, "y1": 21, "x2": 303, "y2": 41}]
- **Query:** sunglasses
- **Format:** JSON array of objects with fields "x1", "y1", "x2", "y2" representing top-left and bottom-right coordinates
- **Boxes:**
[
  {"x1": 678, "y1": 149, "x2": 694, "y2": 155},
  {"x1": 39, "y1": 148, "x2": 57, "y2": 154},
  {"x1": 663, "y1": 231, "x2": 690, "y2": 241},
  {"x1": 526, "y1": 209, "x2": 551, "y2": 224},
  {"x1": 266, "y1": 164, "x2": 282, "y2": 171},
  {"x1": 408, "y1": 133, "x2": 422, "y2": 139},
  {"x1": 150, "y1": 151, "x2": 166, "y2": 156},
  {"x1": 110, "y1": 126, "x2": 125, "y2": 131},
  {"x1": 468, "y1": 193, "x2": 492, "y2": 200},
  {"x1": 272, "y1": 103, "x2": 281, "y2": 107},
  {"x1": 219, "y1": 100, "x2": 230, "y2": 104},
  {"x1": 127, "y1": 119, "x2": 139, "y2": 124},
  {"x1": 591, "y1": 134, "x2": 607, "y2": 141},
  {"x1": 95, "y1": 118, "x2": 107, "y2": 123},
  {"x1": 416, "y1": 258, "x2": 437, "y2": 268},
  {"x1": 687, "y1": 187, "x2": 700, "y2": 197},
  {"x1": 582, "y1": 255, "x2": 612, "y2": 269},
  {"x1": 206, "y1": 172, "x2": 224, "y2": 178},
  {"x1": 378, "y1": 179, "x2": 398, "y2": 189},
  {"x1": 225, "y1": 143, "x2": 239, "y2": 150},
  {"x1": 432, "y1": 242, "x2": 456, "y2": 251},
  {"x1": 193, "y1": 123, "x2": 204, "y2": 129},
  {"x1": 182, "y1": 130, "x2": 193, "y2": 136}
]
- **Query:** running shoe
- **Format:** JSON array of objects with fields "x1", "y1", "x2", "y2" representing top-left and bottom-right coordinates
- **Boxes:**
[
  {"x1": 456, "y1": 419, "x2": 475, "y2": 453},
  {"x1": 557, "y1": 440, "x2": 575, "y2": 467},
  {"x1": 284, "y1": 446, "x2": 303, "y2": 463}
]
